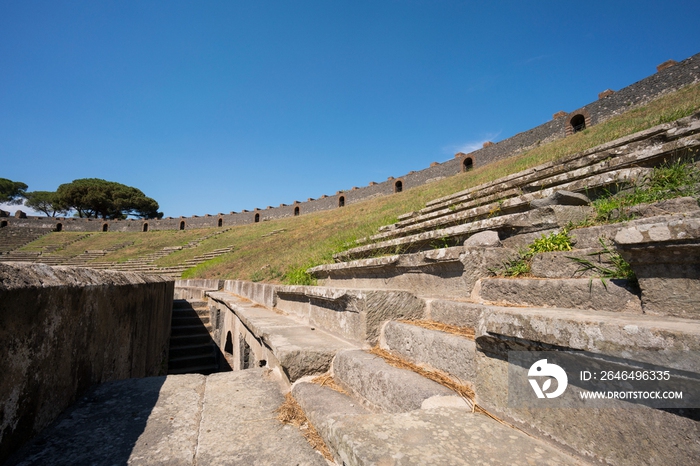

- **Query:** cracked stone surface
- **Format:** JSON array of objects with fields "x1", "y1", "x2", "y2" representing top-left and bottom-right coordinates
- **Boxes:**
[
  {"x1": 332, "y1": 350, "x2": 459, "y2": 413},
  {"x1": 475, "y1": 277, "x2": 642, "y2": 313},
  {"x1": 381, "y1": 321, "x2": 477, "y2": 384},
  {"x1": 8, "y1": 371, "x2": 326, "y2": 466},
  {"x1": 327, "y1": 407, "x2": 583, "y2": 466}
]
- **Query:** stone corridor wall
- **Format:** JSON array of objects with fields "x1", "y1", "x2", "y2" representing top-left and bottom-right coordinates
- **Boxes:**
[{"x1": 0, "y1": 264, "x2": 174, "y2": 463}]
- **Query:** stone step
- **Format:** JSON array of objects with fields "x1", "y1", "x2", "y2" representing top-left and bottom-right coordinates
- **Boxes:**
[
  {"x1": 207, "y1": 291, "x2": 356, "y2": 383},
  {"x1": 355, "y1": 120, "x2": 700, "y2": 253},
  {"x1": 291, "y1": 381, "x2": 580, "y2": 466},
  {"x1": 475, "y1": 277, "x2": 641, "y2": 313},
  {"x1": 166, "y1": 363, "x2": 220, "y2": 375},
  {"x1": 9, "y1": 371, "x2": 326, "y2": 465},
  {"x1": 529, "y1": 247, "x2": 615, "y2": 279},
  {"x1": 170, "y1": 324, "x2": 211, "y2": 337},
  {"x1": 274, "y1": 286, "x2": 425, "y2": 344},
  {"x1": 423, "y1": 117, "x2": 698, "y2": 212},
  {"x1": 379, "y1": 320, "x2": 476, "y2": 385},
  {"x1": 614, "y1": 214, "x2": 700, "y2": 319},
  {"x1": 335, "y1": 205, "x2": 592, "y2": 261},
  {"x1": 379, "y1": 167, "x2": 647, "y2": 242},
  {"x1": 173, "y1": 299, "x2": 208, "y2": 309},
  {"x1": 419, "y1": 298, "x2": 700, "y2": 465},
  {"x1": 310, "y1": 246, "x2": 512, "y2": 299},
  {"x1": 172, "y1": 314, "x2": 210, "y2": 326},
  {"x1": 331, "y1": 349, "x2": 465, "y2": 413},
  {"x1": 167, "y1": 353, "x2": 217, "y2": 371},
  {"x1": 168, "y1": 342, "x2": 217, "y2": 359},
  {"x1": 169, "y1": 333, "x2": 213, "y2": 347},
  {"x1": 425, "y1": 298, "x2": 700, "y2": 358}
]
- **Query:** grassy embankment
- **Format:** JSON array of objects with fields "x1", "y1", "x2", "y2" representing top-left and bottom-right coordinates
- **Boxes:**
[
  {"x1": 19, "y1": 82, "x2": 700, "y2": 281},
  {"x1": 20, "y1": 229, "x2": 215, "y2": 262}
]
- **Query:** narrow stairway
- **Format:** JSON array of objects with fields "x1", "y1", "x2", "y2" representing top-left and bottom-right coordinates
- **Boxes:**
[{"x1": 167, "y1": 299, "x2": 221, "y2": 375}]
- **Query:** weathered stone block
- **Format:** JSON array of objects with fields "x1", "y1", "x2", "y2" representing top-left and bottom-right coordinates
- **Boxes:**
[
  {"x1": 615, "y1": 216, "x2": 700, "y2": 318},
  {"x1": 276, "y1": 287, "x2": 425, "y2": 344},
  {"x1": 380, "y1": 321, "x2": 476, "y2": 383},
  {"x1": 207, "y1": 291, "x2": 355, "y2": 383},
  {"x1": 332, "y1": 350, "x2": 458, "y2": 413},
  {"x1": 530, "y1": 248, "x2": 615, "y2": 278},
  {"x1": 463, "y1": 229, "x2": 501, "y2": 248},
  {"x1": 529, "y1": 190, "x2": 590, "y2": 208},
  {"x1": 475, "y1": 277, "x2": 642, "y2": 313},
  {"x1": 326, "y1": 407, "x2": 580, "y2": 466}
]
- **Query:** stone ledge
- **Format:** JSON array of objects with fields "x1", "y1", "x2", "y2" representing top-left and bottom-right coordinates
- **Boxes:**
[
  {"x1": 207, "y1": 291, "x2": 355, "y2": 382},
  {"x1": 474, "y1": 277, "x2": 642, "y2": 313},
  {"x1": 0, "y1": 262, "x2": 173, "y2": 289},
  {"x1": 335, "y1": 206, "x2": 592, "y2": 261},
  {"x1": 428, "y1": 300, "x2": 700, "y2": 366},
  {"x1": 380, "y1": 321, "x2": 477, "y2": 384},
  {"x1": 274, "y1": 287, "x2": 426, "y2": 344},
  {"x1": 615, "y1": 216, "x2": 700, "y2": 245},
  {"x1": 326, "y1": 407, "x2": 581, "y2": 466},
  {"x1": 332, "y1": 349, "x2": 460, "y2": 413}
]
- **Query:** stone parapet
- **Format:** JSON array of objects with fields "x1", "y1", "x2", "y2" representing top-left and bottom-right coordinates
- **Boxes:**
[{"x1": 0, "y1": 263, "x2": 174, "y2": 463}]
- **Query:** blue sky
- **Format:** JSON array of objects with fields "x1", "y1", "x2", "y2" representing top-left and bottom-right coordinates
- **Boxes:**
[{"x1": 2, "y1": 1, "x2": 699, "y2": 217}]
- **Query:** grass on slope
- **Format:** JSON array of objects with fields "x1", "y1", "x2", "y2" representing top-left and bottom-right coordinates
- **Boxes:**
[
  {"x1": 16, "y1": 81, "x2": 700, "y2": 280},
  {"x1": 18, "y1": 232, "x2": 90, "y2": 252},
  {"x1": 19, "y1": 229, "x2": 214, "y2": 262}
]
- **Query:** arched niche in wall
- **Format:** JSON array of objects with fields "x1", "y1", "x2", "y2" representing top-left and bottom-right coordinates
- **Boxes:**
[
  {"x1": 55, "y1": 223, "x2": 63, "y2": 232},
  {"x1": 218, "y1": 218, "x2": 223, "y2": 227},
  {"x1": 224, "y1": 331, "x2": 233, "y2": 354},
  {"x1": 338, "y1": 196, "x2": 345, "y2": 207},
  {"x1": 179, "y1": 221, "x2": 185, "y2": 230},
  {"x1": 294, "y1": 206, "x2": 300, "y2": 216},
  {"x1": 394, "y1": 180, "x2": 403, "y2": 193},
  {"x1": 102, "y1": 223, "x2": 109, "y2": 232},
  {"x1": 143, "y1": 223, "x2": 149, "y2": 232},
  {"x1": 254, "y1": 213, "x2": 260, "y2": 223},
  {"x1": 566, "y1": 109, "x2": 591, "y2": 136},
  {"x1": 462, "y1": 156, "x2": 474, "y2": 172}
]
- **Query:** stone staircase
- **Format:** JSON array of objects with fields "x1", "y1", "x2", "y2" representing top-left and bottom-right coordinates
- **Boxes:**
[
  {"x1": 333, "y1": 113, "x2": 700, "y2": 261},
  {"x1": 204, "y1": 285, "x2": 597, "y2": 464},
  {"x1": 91, "y1": 228, "x2": 235, "y2": 276},
  {"x1": 0, "y1": 226, "x2": 53, "y2": 255},
  {"x1": 167, "y1": 299, "x2": 220, "y2": 375}
]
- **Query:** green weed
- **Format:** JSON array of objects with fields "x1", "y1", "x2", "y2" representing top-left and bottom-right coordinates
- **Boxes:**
[
  {"x1": 592, "y1": 157, "x2": 700, "y2": 223},
  {"x1": 430, "y1": 236, "x2": 451, "y2": 249},
  {"x1": 499, "y1": 228, "x2": 573, "y2": 277},
  {"x1": 283, "y1": 264, "x2": 318, "y2": 286},
  {"x1": 566, "y1": 238, "x2": 638, "y2": 290}
]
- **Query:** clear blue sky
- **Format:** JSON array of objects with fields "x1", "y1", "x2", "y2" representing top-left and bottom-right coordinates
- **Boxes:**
[{"x1": 2, "y1": 1, "x2": 699, "y2": 217}]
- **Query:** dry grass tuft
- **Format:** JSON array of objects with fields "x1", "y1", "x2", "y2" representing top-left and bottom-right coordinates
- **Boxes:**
[
  {"x1": 368, "y1": 346, "x2": 475, "y2": 404},
  {"x1": 277, "y1": 392, "x2": 334, "y2": 462},
  {"x1": 311, "y1": 373, "x2": 350, "y2": 396},
  {"x1": 398, "y1": 319, "x2": 475, "y2": 340}
]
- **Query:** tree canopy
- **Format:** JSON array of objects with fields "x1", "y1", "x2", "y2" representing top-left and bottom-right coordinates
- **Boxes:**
[
  {"x1": 0, "y1": 178, "x2": 28, "y2": 204},
  {"x1": 56, "y1": 178, "x2": 163, "y2": 219},
  {"x1": 24, "y1": 191, "x2": 68, "y2": 217}
]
